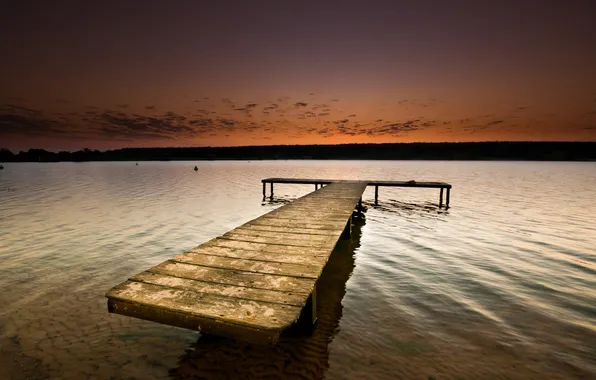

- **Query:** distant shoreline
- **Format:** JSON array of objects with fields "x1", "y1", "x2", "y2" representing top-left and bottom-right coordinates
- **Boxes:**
[
  {"x1": 1, "y1": 142, "x2": 595, "y2": 162},
  {"x1": 2, "y1": 158, "x2": 595, "y2": 163}
]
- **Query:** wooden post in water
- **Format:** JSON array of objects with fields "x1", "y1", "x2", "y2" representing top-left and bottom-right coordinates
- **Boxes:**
[
  {"x1": 294, "y1": 285, "x2": 318, "y2": 334},
  {"x1": 270, "y1": 182, "x2": 274, "y2": 199},
  {"x1": 374, "y1": 185, "x2": 379, "y2": 205},
  {"x1": 263, "y1": 182, "x2": 266, "y2": 199},
  {"x1": 446, "y1": 188, "x2": 450, "y2": 208},
  {"x1": 315, "y1": 183, "x2": 318, "y2": 190},
  {"x1": 307, "y1": 287, "x2": 317, "y2": 325},
  {"x1": 439, "y1": 188, "x2": 444, "y2": 207}
]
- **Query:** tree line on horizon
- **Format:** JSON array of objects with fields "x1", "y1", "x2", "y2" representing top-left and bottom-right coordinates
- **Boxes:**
[{"x1": 0, "y1": 142, "x2": 594, "y2": 162}]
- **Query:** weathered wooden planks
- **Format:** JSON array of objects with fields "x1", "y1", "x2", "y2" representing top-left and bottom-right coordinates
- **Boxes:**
[
  {"x1": 108, "y1": 281, "x2": 301, "y2": 329},
  {"x1": 245, "y1": 219, "x2": 347, "y2": 231},
  {"x1": 203, "y1": 238, "x2": 331, "y2": 254},
  {"x1": 132, "y1": 272, "x2": 307, "y2": 306},
  {"x1": 221, "y1": 230, "x2": 340, "y2": 248},
  {"x1": 171, "y1": 251, "x2": 322, "y2": 278},
  {"x1": 234, "y1": 224, "x2": 340, "y2": 236},
  {"x1": 106, "y1": 182, "x2": 367, "y2": 344},
  {"x1": 149, "y1": 261, "x2": 315, "y2": 293},
  {"x1": 188, "y1": 246, "x2": 329, "y2": 263}
]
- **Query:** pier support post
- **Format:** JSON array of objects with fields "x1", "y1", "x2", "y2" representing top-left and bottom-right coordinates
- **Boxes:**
[
  {"x1": 354, "y1": 197, "x2": 366, "y2": 219},
  {"x1": 263, "y1": 182, "x2": 266, "y2": 199},
  {"x1": 374, "y1": 185, "x2": 379, "y2": 205},
  {"x1": 307, "y1": 287, "x2": 317, "y2": 325},
  {"x1": 315, "y1": 183, "x2": 318, "y2": 190},
  {"x1": 446, "y1": 188, "x2": 450, "y2": 208},
  {"x1": 292, "y1": 286, "x2": 317, "y2": 335},
  {"x1": 439, "y1": 188, "x2": 444, "y2": 207},
  {"x1": 270, "y1": 182, "x2": 274, "y2": 199}
]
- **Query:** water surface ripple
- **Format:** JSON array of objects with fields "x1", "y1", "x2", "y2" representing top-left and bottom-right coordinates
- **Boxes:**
[{"x1": 0, "y1": 160, "x2": 594, "y2": 379}]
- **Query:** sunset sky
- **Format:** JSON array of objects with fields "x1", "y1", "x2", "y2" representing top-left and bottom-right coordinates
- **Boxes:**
[{"x1": 1, "y1": 0, "x2": 595, "y2": 151}]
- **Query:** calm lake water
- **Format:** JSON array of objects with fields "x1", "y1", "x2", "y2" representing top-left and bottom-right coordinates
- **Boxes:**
[{"x1": 0, "y1": 160, "x2": 594, "y2": 379}]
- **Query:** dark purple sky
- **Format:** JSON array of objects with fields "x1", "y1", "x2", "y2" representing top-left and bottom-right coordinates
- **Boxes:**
[{"x1": 1, "y1": 0, "x2": 595, "y2": 151}]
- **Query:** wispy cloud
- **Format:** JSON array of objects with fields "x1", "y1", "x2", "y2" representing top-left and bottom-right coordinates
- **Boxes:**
[
  {"x1": 6, "y1": 91, "x2": 583, "y2": 147},
  {"x1": 0, "y1": 104, "x2": 65, "y2": 136}
]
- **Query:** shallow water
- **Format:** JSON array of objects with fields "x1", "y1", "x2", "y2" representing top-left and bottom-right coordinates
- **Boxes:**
[{"x1": 0, "y1": 160, "x2": 594, "y2": 379}]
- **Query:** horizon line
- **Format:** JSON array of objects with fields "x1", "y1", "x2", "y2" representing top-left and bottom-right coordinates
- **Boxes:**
[{"x1": 3, "y1": 140, "x2": 595, "y2": 154}]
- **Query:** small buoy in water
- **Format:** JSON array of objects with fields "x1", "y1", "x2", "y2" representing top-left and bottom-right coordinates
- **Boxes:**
[
  {"x1": 136, "y1": 162, "x2": 138, "y2": 166},
  {"x1": 193, "y1": 166, "x2": 198, "y2": 171},
  {"x1": 0, "y1": 164, "x2": 3, "y2": 170}
]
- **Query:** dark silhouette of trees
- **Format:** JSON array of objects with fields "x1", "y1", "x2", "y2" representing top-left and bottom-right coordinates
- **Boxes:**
[
  {"x1": 0, "y1": 142, "x2": 594, "y2": 162},
  {"x1": 0, "y1": 148, "x2": 14, "y2": 162}
]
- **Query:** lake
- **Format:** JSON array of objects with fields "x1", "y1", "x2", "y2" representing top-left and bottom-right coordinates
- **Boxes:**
[{"x1": 0, "y1": 160, "x2": 594, "y2": 379}]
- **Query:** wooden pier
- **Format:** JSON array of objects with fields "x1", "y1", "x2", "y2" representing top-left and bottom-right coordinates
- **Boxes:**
[
  {"x1": 262, "y1": 177, "x2": 452, "y2": 207},
  {"x1": 106, "y1": 177, "x2": 452, "y2": 344},
  {"x1": 106, "y1": 182, "x2": 368, "y2": 344}
]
